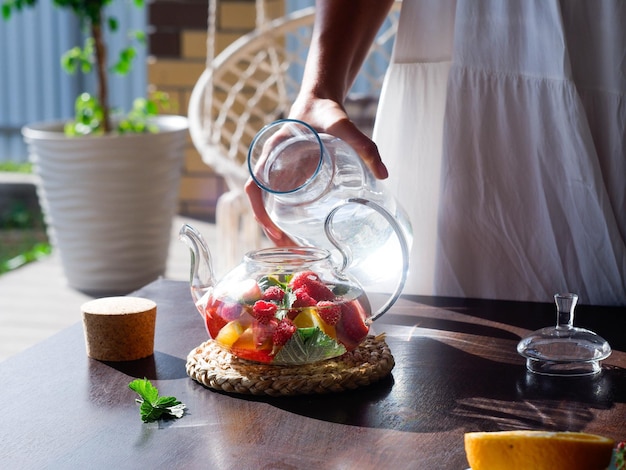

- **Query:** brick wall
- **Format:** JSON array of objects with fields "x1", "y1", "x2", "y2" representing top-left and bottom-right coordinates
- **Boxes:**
[{"x1": 148, "y1": 0, "x2": 284, "y2": 221}]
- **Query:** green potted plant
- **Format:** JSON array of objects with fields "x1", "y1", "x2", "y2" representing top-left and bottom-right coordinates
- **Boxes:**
[{"x1": 2, "y1": 0, "x2": 189, "y2": 295}]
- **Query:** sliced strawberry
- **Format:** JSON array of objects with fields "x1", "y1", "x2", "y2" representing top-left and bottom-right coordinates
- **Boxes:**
[
  {"x1": 335, "y1": 301, "x2": 369, "y2": 350},
  {"x1": 203, "y1": 303, "x2": 228, "y2": 339},
  {"x1": 230, "y1": 347, "x2": 274, "y2": 364},
  {"x1": 301, "y1": 280, "x2": 335, "y2": 302},
  {"x1": 289, "y1": 271, "x2": 335, "y2": 302},
  {"x1": 288, "y1": 271, "x2": 320, "y2": 289},
  {"x1": 316, "y1": 301, "x2": 341, "y2": 325},
  {"x1": 231, "y1": 328, "x2": 273, "y2": 363}
]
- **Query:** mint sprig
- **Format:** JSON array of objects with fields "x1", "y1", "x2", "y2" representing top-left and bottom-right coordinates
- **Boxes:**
[
  {"x1": 128, "y1": 378, "x2": 186, "y2": 423},
  {"x1": 273, "y1": 327, "x2": 346, "y2": 365}
]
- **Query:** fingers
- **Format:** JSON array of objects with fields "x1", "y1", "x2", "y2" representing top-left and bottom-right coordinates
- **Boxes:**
[
  {"x1": 327, "y1": 118, "x2": 388, "y2": 179},
  {"x1": 244, "y1": 177, "x2": 296, "y2": 246},
  {"x1": 289, "y1": 98, "x2": 388, "y2": 179}
]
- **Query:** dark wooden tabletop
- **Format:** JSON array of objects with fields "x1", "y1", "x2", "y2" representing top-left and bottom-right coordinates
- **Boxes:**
[{"x1": 2, "y1": 279, "x2": 624, "y2": 469}]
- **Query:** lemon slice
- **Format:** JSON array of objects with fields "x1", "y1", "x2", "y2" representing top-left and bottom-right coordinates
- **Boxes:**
[{"x1": 464, "y1": 430, "x2": 615, "y2": 470}]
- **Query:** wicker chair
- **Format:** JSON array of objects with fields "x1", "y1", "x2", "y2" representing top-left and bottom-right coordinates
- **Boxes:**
[{"x1": 188, "y1": 3, "x2": 401, "y2": 275}]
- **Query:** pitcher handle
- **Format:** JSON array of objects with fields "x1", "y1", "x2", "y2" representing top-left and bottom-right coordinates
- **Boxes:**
[{"x1": 324, "y1": 197, "x2": 410, "y2": 321}]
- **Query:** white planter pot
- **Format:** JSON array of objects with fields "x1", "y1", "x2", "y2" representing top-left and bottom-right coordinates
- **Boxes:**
[{"x1": 22, "y1": 115, "x2": 188, "y2": 295}]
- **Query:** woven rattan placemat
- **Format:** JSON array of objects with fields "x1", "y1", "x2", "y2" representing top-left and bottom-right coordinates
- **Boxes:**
[{"x1": 186, "y1": 335, "x2": 395, "y2": 396}]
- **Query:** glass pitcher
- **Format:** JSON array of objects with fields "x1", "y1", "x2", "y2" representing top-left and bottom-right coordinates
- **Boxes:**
[{"x1": 248, "y1": 119, "x2": 413, "y2": 310}]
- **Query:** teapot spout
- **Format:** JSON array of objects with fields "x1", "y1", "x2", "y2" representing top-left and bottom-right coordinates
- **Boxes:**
[{"x1": 178, "y1": 224, "x2": 216, "y2": 306}]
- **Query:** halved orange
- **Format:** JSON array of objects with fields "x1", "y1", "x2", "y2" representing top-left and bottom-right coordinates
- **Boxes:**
[{"x1": 464, "y1": 430, "x2": 615, "y2": 470}]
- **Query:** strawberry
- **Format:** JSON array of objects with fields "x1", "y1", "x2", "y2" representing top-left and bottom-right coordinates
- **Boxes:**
[
  {"x1": 204, "y1": 309, "x2": 228, "y2": 339},
  {"x1": 218, "y1": 301, "x2": 243, "y2": 321},
  {"x1": 262, "y1": 285, "x2": 285, "y2": 302},
  {"x1": 203, "y1": 299, "x2": 229, "y2": 338},
  {"x1": 616, "y1": 441, "x2": 625, "y2": 470},
  {"x1": 253, "y1": 318, "x2": 278, "y2": 348},
  {"x1": 316, "y1": 301, "x2": 341, "y2": 325},
  {"x1": 236, "y1": 279, "x2": 263, "y2": 303},
  {"x1": 302, "y1": 280, "x2": 335, "y2": 302},
  {"x1": 272, "y1": 318, "x2": 297, "y2": 346},
  {"x1": 252, "y1": 300, "x2": 277, "y2": 324},
  {"x1": 289, "y1": 271, "x2": 321, "y2": 289},
  {"x1": 231, "y1": 328, "x2": 273, "y2": 363},
  {"x1": 335, "y1": 301, "x2": 369, "y2": 350},
  {"x1": 291, "y1": 289, "x2": 317, "y2": 308},
  {"x1": 292, "y1": 287, "x2": 317, "y2": 308},
  {"x1": 290, "y1": 271, "x2": 335, "y2": 301}
]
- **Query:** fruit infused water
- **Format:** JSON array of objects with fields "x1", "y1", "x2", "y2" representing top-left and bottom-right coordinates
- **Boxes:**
[{"x1": 195, "y1": 270, "x2": 370, "y2": 365}]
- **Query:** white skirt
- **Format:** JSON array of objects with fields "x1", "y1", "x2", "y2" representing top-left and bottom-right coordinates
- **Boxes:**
[{"x1": 374, "y1": 0, "x2": 626, "y2": 305}]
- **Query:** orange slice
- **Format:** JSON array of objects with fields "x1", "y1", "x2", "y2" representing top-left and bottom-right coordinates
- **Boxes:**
[
  {"x1": 293, "y1": 307, "x2": 336, "y2": 338},
  {"x1": 215, "y1": 320, "x2": 244, "y2": 348},
  {"x1": 464, "y1": 430, "x2": 615, "y2": 470}
]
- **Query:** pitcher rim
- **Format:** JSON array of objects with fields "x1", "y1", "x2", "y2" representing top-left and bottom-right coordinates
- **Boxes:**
[
  {"x1": 247, "y1": 118, "x2": 325, "y2": 195},
  {"x1": 244, "y1": 246, "x2": 331, "y2": 265}
]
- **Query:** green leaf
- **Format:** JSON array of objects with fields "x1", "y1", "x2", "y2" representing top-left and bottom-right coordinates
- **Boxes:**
[
  {"x1": 60, "y1": 38, "x2": 94, "y2": 75},
  {"x1": 258, "y1": 275, "x2": 285, "y2": 291},
  {"x1": 131, "y1": 29, "x2": 146, "y2": 45},
  {"x1": 144, "y1": 100, "x2": 158, "y2": 116},
  {"x1": 129, "y1": 378, "x2": 159, "y2": 403},
  {"x1": 129, "y1": 378, "x2": 186, "y2": 423},
  {"x1": 332, "y1": 283, "x2": 351, "y2": 296},
  {"x1": 272, "y1": 327, "x2": 346, "y2": 365},
  {"x1": 107, "y1": 16, "x2": 118, "y2": 32},
  {"x1": 282, "y1": 290, "x2": 297, "y2": 310},
  {"x1": 2, "y1": 4, "x2": 11, "y2": 19},
  {"x1": 111, "y1": 47, "x2": 136, "y2": 75},
  {"x1": 155, "y1": 396, "x2": 179, "y2": 408}
]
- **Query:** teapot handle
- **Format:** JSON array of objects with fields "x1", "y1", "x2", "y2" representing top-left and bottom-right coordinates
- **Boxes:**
[{"x1": 324, "y1": 197, "x2": 410, "y2": 321}]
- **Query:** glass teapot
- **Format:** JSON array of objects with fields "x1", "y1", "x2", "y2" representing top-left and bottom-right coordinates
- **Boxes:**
[
  {"x1": 247, "y1": 119, "x2": 413, "y2": 297},
  {"x1": 180, "y1": 223, "x2": 399, "y2": 365}
]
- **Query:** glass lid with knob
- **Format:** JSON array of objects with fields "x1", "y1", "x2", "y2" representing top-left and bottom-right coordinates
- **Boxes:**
[{"x1": 517, "y1": 293, "x2": 612, "y2": 376}]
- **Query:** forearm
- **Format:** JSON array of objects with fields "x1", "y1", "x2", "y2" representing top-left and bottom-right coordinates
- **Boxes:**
[{"x1": 300, "y1": 0, "x2": 396, "y2": 104}]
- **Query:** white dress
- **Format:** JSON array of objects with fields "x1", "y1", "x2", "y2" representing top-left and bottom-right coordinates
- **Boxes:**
[{"x1": 373, "y1": 0, "x2": 626, "y2": 305}]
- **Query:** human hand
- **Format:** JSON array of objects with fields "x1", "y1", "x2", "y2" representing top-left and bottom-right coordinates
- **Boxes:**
[
  {"x1": 288, "y1": 95, "x2": 389, "y2": 179},
  {"x1": 244, "y1": 177, "x2": 296, "y2": 246},
  {"x1": 245, "y1": 95, "x2": 388, "y2": 246}
]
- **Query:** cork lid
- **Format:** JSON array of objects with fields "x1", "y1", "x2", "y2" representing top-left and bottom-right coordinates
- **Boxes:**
[{"x1": 82, "y1": 296, "x2": 157, "y2": 362}]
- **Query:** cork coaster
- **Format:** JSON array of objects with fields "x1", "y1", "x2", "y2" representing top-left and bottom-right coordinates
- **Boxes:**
[
  {"x1": 186, "y1": 335, "x2": 394, "y2": 396},
  {"x1": 82, "y1": 297, "x2": 156, "y2": 361}
]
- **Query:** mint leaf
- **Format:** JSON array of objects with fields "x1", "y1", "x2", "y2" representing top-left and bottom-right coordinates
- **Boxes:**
[
  {"x1": 281, "y1": 289, "x2": 297, "y2": 310},
  {"x1": 258, "y1": 275, "x2": 285, "y2": 291},
  {"x1": 139, "y1": 400, "x2": 166, "y2": 422},
  {"x1": 155, "y1": 396, "x2": 179, "y2": 407},
  {"x1": 129, "y1": 378, "x2": 186, "y2": 423},
  {"x1": 332, "y1": 283, "x2": 351, "y2": 296},
  {"x1": 273, "y1": 327, "x2": 346, "y2": 365},
  {"x1": 129, "y1": 377, "x2": 159, "y2": 403}
]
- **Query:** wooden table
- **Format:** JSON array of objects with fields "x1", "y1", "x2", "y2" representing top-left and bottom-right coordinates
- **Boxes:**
[{"x1": 2, "y1": 279, "x2": 624, "y2": 469}]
